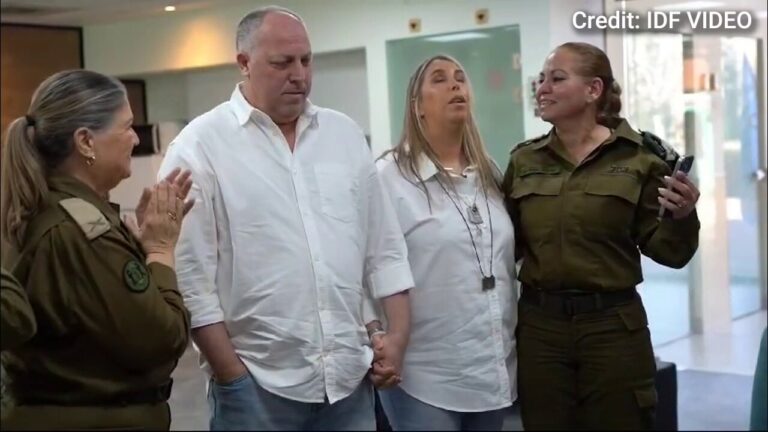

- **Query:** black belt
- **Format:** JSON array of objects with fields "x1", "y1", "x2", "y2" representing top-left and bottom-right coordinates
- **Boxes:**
[
  {"x1": 520, "y1": 286, "x2": 637, "y2": 316},
  {"x1": 23, "y1": 379, "x2": 173, "y2": 407}
]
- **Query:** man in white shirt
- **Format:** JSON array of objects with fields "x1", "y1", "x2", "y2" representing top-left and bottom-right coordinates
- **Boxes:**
[{"x1": 158, "y1": 6, "x2": 412, "y2": 430}]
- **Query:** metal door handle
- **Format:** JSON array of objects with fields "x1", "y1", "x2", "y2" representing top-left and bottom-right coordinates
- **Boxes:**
[{"x1": 754, "y1": 168, "x2": 767, "y2": 182}]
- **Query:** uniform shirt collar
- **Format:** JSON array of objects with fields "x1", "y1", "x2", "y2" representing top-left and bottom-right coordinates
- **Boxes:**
[
  {"x1": 47, "y1": 175, "x2": 121, "y2": 226},
  {"x1": 536, "y1": 117, "x2": 642, "y2": 151},
  {"x1": 230, "y1": 83, "x2": 319, "y2": 128}
]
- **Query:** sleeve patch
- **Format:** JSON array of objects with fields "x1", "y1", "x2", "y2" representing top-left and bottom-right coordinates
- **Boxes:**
[{"x1": 123, "y1": 260, "x2": 150, "y2": 293}]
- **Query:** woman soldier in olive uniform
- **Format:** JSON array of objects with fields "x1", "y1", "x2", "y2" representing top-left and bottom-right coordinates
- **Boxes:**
[
  {"x1": 502, "y1": 42, "x2": 700, "y2": 430},
  {"x1": 0, "y1": 70, "x2": 194, "y2": 430}
]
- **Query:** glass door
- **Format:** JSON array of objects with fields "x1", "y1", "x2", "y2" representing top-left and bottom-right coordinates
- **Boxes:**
[
  {"x1": 622, "y1": 32, "x2": 693, "y2": 345},
  {"x1": 619, "y1": 31, "x2": 767, "y2": 343},
  {"x1": 717, "y1": 37, "x2": 764, "y2": 318}
]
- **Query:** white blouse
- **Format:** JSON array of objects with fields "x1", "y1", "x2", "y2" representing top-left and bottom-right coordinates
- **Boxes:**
[{"x1": 377, "y1": 154, "x2": 518, "y2": 412}]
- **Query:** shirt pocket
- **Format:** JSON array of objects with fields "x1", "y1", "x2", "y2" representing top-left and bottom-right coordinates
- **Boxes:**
[
  {"x1": 583, "y1": 173, "x2": 642, "y2": 234},
  {"x1": 314, "y1": 164, "x2": 359, "y2": 223},
  {"x1": 510, "y1": 174, "x2": 563, "y2": 235}
]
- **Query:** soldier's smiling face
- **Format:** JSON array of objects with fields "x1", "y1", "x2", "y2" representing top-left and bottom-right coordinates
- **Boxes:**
[
  {"x1": 90, "y1": 98, "x2": 139, "y2": 189},
  {"x1": 536, "y1": 48, "x2": 604, "y2": 124}
]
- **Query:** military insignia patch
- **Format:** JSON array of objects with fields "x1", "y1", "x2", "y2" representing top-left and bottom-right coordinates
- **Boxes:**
[{"x1": 123, "y1": 260, "x2": 150, "y2": 293}]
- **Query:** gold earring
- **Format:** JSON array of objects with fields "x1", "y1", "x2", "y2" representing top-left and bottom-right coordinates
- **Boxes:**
[{"x1": 86, "y1": 155, "x2": 95, "y2": 166}]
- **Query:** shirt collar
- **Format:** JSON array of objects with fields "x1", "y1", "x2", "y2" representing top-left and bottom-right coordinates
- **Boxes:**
[
  {"x1": 230, "y1": 83, "x2": 319, "y2": 128},
  {"x1": 47, "y1": 175, "x2": 121, "y2": 226},
  {"x1": 531, "y1": 131, "x2": 553, "y2": 151},
  {"x1": 535, "y1": 118, "x2": 642, "y2": 151},
  {"x1": 611, "y1": 118, "x2": 643, "y2": 145},
  {"x1": 416, "y1": 154, "x2": 477, "y2": 180}
]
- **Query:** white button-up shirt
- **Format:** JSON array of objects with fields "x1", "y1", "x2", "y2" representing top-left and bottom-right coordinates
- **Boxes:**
[
  {"x1": 377, "y1": 155, "x2": 517, "y2": 412},
  {"x1": 158, "y1": 85, "x2": 413, "y2": 404}
]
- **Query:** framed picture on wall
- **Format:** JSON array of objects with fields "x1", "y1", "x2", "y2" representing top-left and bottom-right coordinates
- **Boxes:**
[{"x1": 121, "y1": 79, "x2": 148, "y2": 125}]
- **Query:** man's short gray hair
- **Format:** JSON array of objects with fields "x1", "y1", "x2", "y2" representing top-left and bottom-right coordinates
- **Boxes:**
[{"x1": 235, "y1": 6, "x2": 304, "y2": 54}]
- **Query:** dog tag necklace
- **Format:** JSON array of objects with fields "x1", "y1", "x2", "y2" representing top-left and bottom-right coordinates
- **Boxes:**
[
  {"x1": 452, "y1": 177, "x2": 483, "y2": 226},
  {"x1": 436, "y1": 175, "x2": 495, "y2": 291},
  {"x1": 460, "y1": 182, "x2": 483, "y2": 225}
]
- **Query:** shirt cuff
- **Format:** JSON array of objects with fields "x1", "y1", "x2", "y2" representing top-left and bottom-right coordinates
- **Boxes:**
[
  {"x1": 175, "y1": 288, "x2": 224, "y2": 329},
  {"x1": 660, "y1": 208, "x2": 700, "y2": 237},
  {"x1": 366, "y1": 261, "x2": 414, "y2": 299}
]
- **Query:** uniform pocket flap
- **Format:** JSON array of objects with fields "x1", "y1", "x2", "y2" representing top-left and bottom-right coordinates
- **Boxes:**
[
  {"x1": 510, "y1": 176, "x2": 563, "y2": 198},
  {"x1": 617, "y1": 300, "x2": 649, "y2": 331},
  {"x1": 634, "y1": 387, "x2": 658, "y2": 408},
  {"x1": 585, "y1": 175, "x2": 642, "y2": 204}
]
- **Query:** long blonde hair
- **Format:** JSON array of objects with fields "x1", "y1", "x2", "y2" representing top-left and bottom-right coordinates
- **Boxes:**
[
  {"x1": 381, "y1": 54, "x2": 499, "y2": 203},
  {"x1": 0, "y1": 70, "x2": 126, "y2": 248}
]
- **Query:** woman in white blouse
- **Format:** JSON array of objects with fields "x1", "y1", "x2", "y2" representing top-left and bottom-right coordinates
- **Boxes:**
[{"x1": 376, "y1": 54, "x2": 517, "y2": 430}]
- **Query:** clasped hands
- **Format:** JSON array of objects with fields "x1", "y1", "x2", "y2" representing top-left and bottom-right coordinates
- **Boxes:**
[{"x1": 369, "y1": 332, "x2": 407, "y2": 389}]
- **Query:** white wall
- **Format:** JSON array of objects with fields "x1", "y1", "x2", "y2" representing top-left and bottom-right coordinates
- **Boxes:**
[
  {"x1": 85, "y1": 0, "x2": 604, "y2": 155},
  {"x1": 309, "y1": 49, "x2": 370, "y2": 135},
  {"x1": 185, "y1": 66, "x2": 242, "y2": 119},
  {"x1": 143, "y1": 72, "x2": 188, "y2": 122},
  {"x1": 139, "y1": 49, "x2": 371, "y2": 134}
]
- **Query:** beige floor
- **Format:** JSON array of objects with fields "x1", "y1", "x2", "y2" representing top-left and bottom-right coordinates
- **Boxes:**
[{"x1": 654, "y1": 311, "x2": 767, "y2": 376}]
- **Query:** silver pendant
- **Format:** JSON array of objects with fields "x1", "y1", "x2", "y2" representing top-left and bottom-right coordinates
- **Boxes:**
[{"x1": 467, "y1": 204, "x2": 483, "y2": 225}]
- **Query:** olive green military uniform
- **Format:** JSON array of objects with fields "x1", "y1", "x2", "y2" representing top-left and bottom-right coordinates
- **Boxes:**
[
  {"x1": 1, "y1": 175, "x2": 191, "y2": 431},
  {"x1": 502, "y1": 119, "x2": 699, "y2": 430},
  {"x1": 1, "y1": 267, "x2": 36, "y2": 351}
]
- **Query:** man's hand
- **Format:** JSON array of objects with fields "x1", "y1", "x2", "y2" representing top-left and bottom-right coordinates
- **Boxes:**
[
  {"x1": 214, "y1": 360, "x2": 249, "y2": 385},
  {"x1": 191, "y1": 323, "x2": 249, "y2": 385},
  {"x1": 369, "y1": 332, "x2": 407, "y2": 389}
]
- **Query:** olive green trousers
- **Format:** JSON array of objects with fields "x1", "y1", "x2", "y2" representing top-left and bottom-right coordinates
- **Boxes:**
[{"x1": 517, "y1": 297, "x2": 657, "y2": 430}]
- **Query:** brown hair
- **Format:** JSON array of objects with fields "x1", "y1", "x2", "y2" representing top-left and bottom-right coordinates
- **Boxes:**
[
  {"x1": 1, "y1": 70, "x2": 126, "y2": 247},
  {"x1": 380, "y1": 54, "x2": 499, "y2": 205},
  {"x1": 558, "y1": 42, "x2": 622, "y2": 128}
]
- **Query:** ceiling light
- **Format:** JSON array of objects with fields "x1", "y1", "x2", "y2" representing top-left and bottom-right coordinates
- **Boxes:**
[
  {"x1": 424, "y1": 32, "x2": 490, "y2": 43},
  {"x1": 164, "y1": 5, "x2": 176, "y2": 12}
]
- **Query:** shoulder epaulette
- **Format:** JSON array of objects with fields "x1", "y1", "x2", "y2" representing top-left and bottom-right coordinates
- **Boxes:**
[
  {"x1": 58, "y1": 198, "x2": 111, "y2": 241},
  {"x1": 510, "y1": 133, "x2": 548, "y2": 155},
  {"x1": 639, "y1": 130, "x2": 680, "y2": 170}
]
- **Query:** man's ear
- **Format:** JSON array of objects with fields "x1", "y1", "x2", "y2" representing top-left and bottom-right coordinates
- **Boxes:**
[
  {"x1": 236, "y1": 52, "x2": 250, "y2": 77},
  {"x1": 73, "y1": 127, "x2": 95, "y2": 159}
]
